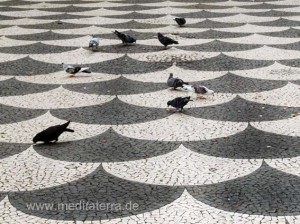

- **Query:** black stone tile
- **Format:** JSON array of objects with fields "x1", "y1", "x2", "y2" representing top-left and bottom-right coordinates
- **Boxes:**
[
  {"x1": 178, "y1": 29, "x2": 252, "y2": 39},
  {"x1": 280, "y1": 58, "x2": 300, "y2": 68},
  {"x1": 246, "y1": 10, "x2": 300, "y2": 17},
  {"x1": 9, "y1": 166, "x2": 184, "y2": 220},
  {"x1": 83, "y1": 44, "x2": 163, "y2": 54},
  {"x1": 177, "y1": 40, "x2": 260, "y2": 52},
  {"x1": 176, "y1": 4, "x2": 231, "y2": 10},
  {"x1": 253, "y1": 18, "x2": 300, "y2": 27},
  {"x1": 188, "y1": 162, "x2": 300, "y2": 216},
  {"x1": 0, "y1": 0, "x2": 37, "y2": 6},
  {"x1": 241, "y1": 3, "x2": 299, "y2": 9},
  {"x1": 33, "y1": 13, "x2": 93, "y2": 20},
  {"x1": 34, "y1": 128, "x2": 179, "y2": 162},
  {"x1": 185, "y1": 125, "x2": 300, "y2": 159},
  {"x1": 51, "y1": 98, "x2": 170, "y2": 125},
  {"x1": 192, "y1": 73, "x2": 286, "y2": 93},
  {"x1": 270, "y1": 41, "x2": 300, "y2": 51},
  {"x1": 19, "y1": 22, "x2": 90, "y2": 30},
  {"x1": 0, "y1": 6, "x2": 28, "y2": 11},
  {"x1": 39, "y1": 6, "x2": 96, "y2": 12},
  {"x1": 174, "y1": 10, "x2": 236, "y2": 18},
  {"x1": 87, "y1": 55, "x2": 172, "y2": 74},
  {"x1": 100, "y1": 31, "x2": 156, "y2": 40},
  {"x1": 0, "y1": 104, "x2": 46, "y2": 124},
  {"x1": 262, "y1": 28, "x2": 300, "y2": 38},
  {"x1": 186, "y1": 19, "x2": 243, "y2": 28},
  {"x1": 0, "y1": 142, "x2": 31, "y2": 159},
  {"x1": 98, "y1": 20, "x2": 166, "y2": 29},
  {"x1": 177, "y1": 54, "x2": 273, "y2": 71},
  {"x1": 0, "y1": 43, "x2": 78, "y2": 54},
  {"x1": 292, "y1": 80, "x2": 300, "y2": 85},
  {"x1": 106, "y1": 5, "x2": 160, "y2": 11},
  {"x1": 186, "y1": 96, "x2": 297, "y2": 122},
  {"x1": 102, "y1": 12, "x2": 165, "y2": 19},
  {"x1": 0, "y1": 57, "x2": 61, "y2": 76},
  {"x1": 0, "y1": 78, "x2": 58, "y2": 96},
  {"x1": 65, "y1": 76, "x2": 166, "y2": 95},
  {"x1": 0, "y1": 15, "x2": 19, "y2": 20},
  {"x1": 8, "y1": 31, "x2": 82, "y2": 41}
]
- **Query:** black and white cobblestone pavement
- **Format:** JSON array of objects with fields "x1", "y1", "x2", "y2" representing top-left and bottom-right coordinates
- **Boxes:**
[{"x1": 1, "y1": 0, "x2": 300, "y2": 223}]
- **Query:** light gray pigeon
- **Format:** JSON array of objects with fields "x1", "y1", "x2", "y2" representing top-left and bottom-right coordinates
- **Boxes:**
[
  {"x1": 183, "y1": 84, "x2": 214, "y2": 99},
  {"x1": 62, "y1": 63, "x2": 91, "y2": 78},
  {"x1": 167, "y1": 73, "x2": 188, "y2": 90},
  {"x1": 89, "y1": 35, "x2": 99, "y2": 51}
]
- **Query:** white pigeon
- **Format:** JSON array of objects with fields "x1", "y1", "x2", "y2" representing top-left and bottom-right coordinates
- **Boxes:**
[
  {"x1": 183, "y1": 84, "x2": 214, "y2": 99},
  {"x1": 62, "y1": 63, "x2": 91, "y2": 78},
  {"x1": 89, "y1": 35, "x2": 99, "y2": 51}
]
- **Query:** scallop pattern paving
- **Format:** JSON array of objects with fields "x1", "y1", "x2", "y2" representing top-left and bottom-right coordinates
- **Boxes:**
[{"x1": 1, "y1": 0, "x2": 300, "y2": 224}]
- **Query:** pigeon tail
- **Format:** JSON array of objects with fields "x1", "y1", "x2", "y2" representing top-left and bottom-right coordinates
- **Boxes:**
[
  {"x1": 79, "y1": 67, "x2": 91, "y2": 73},
  {"x1": 61, "y1": 121, "x2": 71, "y2": 129}
]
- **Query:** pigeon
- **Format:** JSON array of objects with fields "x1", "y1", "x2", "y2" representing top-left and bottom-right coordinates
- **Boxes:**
[
  {"x1": 183, "y1": 84, "x2": 214, "y2": 99},
  {"x1": 33, "y1": 121, "x2": 74, "y2": 144},
  {"x1": 174, "y1": 18, "x2": 186, "y2": 26},
  {"x1": 62, "y1": 63, "x2": 91, "y2": 78},
  {"x1": 89, "y1": 35, "x2": 99, "y2": 51},
  {"x1": 158, "y1": 33, "x2": 178, "y2": 48},
  {"x1": 113, "y1": 30, "x2": 136, "y2": 45},
  {"x1": 167, "y1": 73, "x2": 188, "y2": 89},
  {"x1": 167, "y1": 96, "x2": 192, "y2": 112}
]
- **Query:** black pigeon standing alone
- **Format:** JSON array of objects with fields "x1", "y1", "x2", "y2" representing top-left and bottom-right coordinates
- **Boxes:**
[
  {"x1": 33, "y1": 121, "x2": 74, "y2": 144},
  {"x1": 113, "y1": 30, "x2": 136, "y2": 45},
  {"x1": 158, "y1": 33, "x2": 178, "y2": 48},
  {"x1": 167, "y1": 73, "x2": 188, "y2": 89},
  {"x1": 167, "y1": 96, "x2": 193, "y2": 112},
  {"x1": 174, "y1": 18, "x2": 186, "y2": 26}
]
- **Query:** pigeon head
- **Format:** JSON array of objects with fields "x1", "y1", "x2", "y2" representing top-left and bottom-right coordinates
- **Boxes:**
[
  {"x1": 157, "y1": 33, "x2": 163, "y2": 38},
  {"x1": 202, "y1": 86, "x2": 214, "y2": 95},
  {"x1": 185, "y1": 96, "x2": 192, "y2": 101},
  {"x1": 169, "y1": 73, "x2": 173, "y2": 78},
  {"x1": 32, "y1": 133, "x2": 42, "y2": 143},
  {"x1": 167, "y1": 100, "x2": 171, "y2": 107}
]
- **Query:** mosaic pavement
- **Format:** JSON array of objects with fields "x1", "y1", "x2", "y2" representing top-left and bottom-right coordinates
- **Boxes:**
[{"x1": 1, "y1": 0, "x2": 300, "y2": 223}]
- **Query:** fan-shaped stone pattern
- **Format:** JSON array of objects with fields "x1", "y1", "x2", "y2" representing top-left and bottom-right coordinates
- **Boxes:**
[
  {"x1": 34, "y1": 128, "x2": 179, "y2": 162},
  {"x1": 65, "y1": 77, "x2": 166, "y2": 95},
  {"x1": 293, "y1": 80, "x2": 300, "y2": 85},
  {"x1": 87, "y1": 55, "x2": 172, "y2": 74},
  {"x1": 0, "y1": 142, "x2": 30, "y2": 160},
  {"x1": 102, "y1": 11, "x2": 164, "y2": 19},
  {"x1": 254, "y1": 18, "x2": 300, "y2": 27},
  {"x1": 198, "y1": 73, "x2": 286, "y2": 93},
  {"x1": 51, "y1": 98, "x2": 169, "y2": 125},
  {"x1": 84, "y1": 44, "x2": 163, "y2": 54},
  {"x1": 188, "y1": 162, "x2": 300, "y2": 216},
  {"x1": 271, "y1": 41, "x2": 300, "y2": 51},
  {"x1": 0, "y1": 78, "x2": 58, "y2": 96},
  {"x1": 246, "y1": 10, "x2": 300, "y2": 17},
  {"x1": 0, "y1": 42, "x2": 77, "y2": 54},
  {"x1": 39, "y1": 5, "x2": 96, "y2": 12},
  {"x1": 185, "y1": 125, "x2": 300, "y2": 159},
  {"x1": 241, "y1": 3, "x2": 299, "y2": 9},
  {"x1": 8, "y1": 30, "x2": 82, "y2": 41},
  {"x1": 0, "y1": 57, "x2": 61, "y2": 76},
  {"x1": 99, "y1": 20, "x2": 167, "y2": 30},
  {"x1": 187, "y1": 96, "x2": 298, "y2": 122},
  {"x1": 177, "y1": 40, "x2": 261, "y2": 52},
  {"x1": 103, "y1": 145, "x2": 262, "y2": 186},
  {"x1": 32, "y1": 13, "x2": 94, "y2": 21},
  {"x1": 280, "y1": 57, "x2": 300, "y2": 68},
  {"x1": 262, "y1": 28, "x2": 300, "y2": 38},
  {"x1": 187, "y1": 19, "x2": 243, "y2": 29},
  {"x1": 0, "y1": 14, "x2": 19, "y2": 20},
  {"x1": 100, "y1": 30, "x2": 159, "y2": 41},
  {"x1": 173, "y1": 10, "x2": 233, "y2": 18},
  {"x1": 0, "y1": 7, "x2": 27, "y2": 12},
  {"x1": 177, "y1": 3, "x2": 231, "y2": 10},
  {"x1": 0, "y1": 0, "x2": 40, "y2": 6},
  {"x1": 106, "y1": 5, "x2": 161, "y2": 11},
  {"x1": 178, "y1": 30, "x2": 252, "y2": 39},
  {"x1": 9, "y1": 166, "x2": 184, "y2": 221},
  {"x1": 177, "y1": 54, "x2": 273, "y2": 71},
  {"x1": 0, "y1": 104, "x2": 46, "y2": 124},
  {"x1": 19, "y1": 21, "x2": 90, "y2": 30}
]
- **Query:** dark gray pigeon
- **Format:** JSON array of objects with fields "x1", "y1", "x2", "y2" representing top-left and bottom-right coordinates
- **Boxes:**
[
  {"x1": 113, "y1": 30, "x2": 136, "y2": 45},
  {"x1": 158, "y1": 33, "x2": 178, "y2": 48},
  {"x1": 33, "y1": 121, "x2": 74, "y2": 144},
  {"x1": 89, "y1": 35, "x2": 99, "y2": 51},
  {"x1": 167, "y1": 96, "x2": 192, "y2": 112},
  {"x1": 167, "y1": 73, "x2": 188, "y2": 89},
  {"x1": 174, "y1": 18, "x2": 186, "y2": 26},
  {"x1": 62, "y1": 63, "x2": 91, "y2": 77}
]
